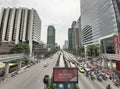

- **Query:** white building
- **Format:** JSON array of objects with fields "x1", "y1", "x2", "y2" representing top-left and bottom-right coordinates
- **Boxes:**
[
  {"x1": 63, "y1": 40, "x2": 68, "y2": 49},
  {"x1": 0, "y1": 7, "x2": 41, "y2": 54}
]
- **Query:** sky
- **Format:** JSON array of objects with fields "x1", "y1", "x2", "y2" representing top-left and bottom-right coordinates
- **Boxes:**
[{"x1": 0, "y1": 0, "x2": 80, "y2": 47}]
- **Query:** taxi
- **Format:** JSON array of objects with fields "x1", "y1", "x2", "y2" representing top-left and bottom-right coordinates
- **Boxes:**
[{"x1": 78, "y1": 66, "x2": 85, "y2": 73}]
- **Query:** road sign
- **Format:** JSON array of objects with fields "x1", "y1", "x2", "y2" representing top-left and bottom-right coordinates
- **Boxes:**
[{"x1": 116, "y1": 61, "x2": 120, "y2": 70}]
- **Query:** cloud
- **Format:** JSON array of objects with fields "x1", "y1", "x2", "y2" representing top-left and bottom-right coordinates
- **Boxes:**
[{"x1": 0, "y1": 0, "x2": 80, "y2": 47}]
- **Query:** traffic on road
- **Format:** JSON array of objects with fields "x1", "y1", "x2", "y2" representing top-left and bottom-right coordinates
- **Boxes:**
[{"x1": 63, "y1": 51, "x2": 120, "y2": 89}]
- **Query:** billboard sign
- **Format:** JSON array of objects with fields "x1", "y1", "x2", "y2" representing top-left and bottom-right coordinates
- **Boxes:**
[
  {"x1": 113, "y1": 35, "x2": 119, "y2": 54},
  {"x1": 53, "y1": 68, "x2": 78, "y2": 83},
  {"x1": 116, "y1": 61, "x2": 120, "y2": 71}
]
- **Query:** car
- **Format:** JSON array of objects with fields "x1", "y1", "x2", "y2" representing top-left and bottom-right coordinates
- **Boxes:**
[
  {"x1": 44, "y1": 63, "x2": 48, "y2": 67},
  {"x1": 80, "y1": 64, "x2": 83, "y2": 67},
  {"x1": 84, "y1": 67, "x2": 90, "y2": 71},
  {"x1": 88, "y1": 66, "x2": 94, "y2": 71},
  {"x1": 101, "y1": 69, "x2": 114, "y2": 75},
  {"x1": 78, "y1": 67, "x2": 85, "y2": 73}
]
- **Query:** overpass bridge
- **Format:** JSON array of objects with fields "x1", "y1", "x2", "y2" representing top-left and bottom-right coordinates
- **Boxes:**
[
  {"x1": 0, "y1": 54, "x2": 26, "y2": 77},
  {"x1": 98, "y1": 53, "x2": 120, "y2": 70}
]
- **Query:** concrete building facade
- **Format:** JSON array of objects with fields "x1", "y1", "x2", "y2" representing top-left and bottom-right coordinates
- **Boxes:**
[{"x1": 0, "y1": 7, "x2": 41, "y2": 54}]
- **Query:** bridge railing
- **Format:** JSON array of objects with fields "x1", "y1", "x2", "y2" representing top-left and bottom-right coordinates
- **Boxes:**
[
  {"x1": 0, "y1": 53, "x2": 25, "y2": 62},
  {"x1": 100, "y1": 53, "x2": 120, "y2": 61}
]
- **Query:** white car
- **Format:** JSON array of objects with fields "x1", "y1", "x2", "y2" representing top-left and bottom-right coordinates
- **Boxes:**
[
  {"x1": 84, "y1": 67, "x2": 90, "y2": 71},
  {"x1": 44, "y1": 63, "x2": 48, "y2": 67}
]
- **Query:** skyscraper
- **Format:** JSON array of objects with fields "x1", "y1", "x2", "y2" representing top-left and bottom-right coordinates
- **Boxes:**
[
  {"x1": 0, "y1": 7, "x2": 41, "y2": 54},
  {"x1": 68, "y1": 20, "x2": 81, "y2": 50},
  {"x1": 47, "y1": 25, "x2": 55, "y2": 50},
  {"x1": 81, "y1": 0, "x2": 120, "y2": 53},
  {"x1": 71, "y1": 21, "x2": 81, "y2": 49},
  {"x1": 63, "y1": 40, "x2": 68, "y2": 49},
  {"x1": 68, "y1": 28, "x2": 73, "y2": 49}
]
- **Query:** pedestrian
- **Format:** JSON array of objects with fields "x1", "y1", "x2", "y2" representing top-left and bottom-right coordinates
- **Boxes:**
[
  {"x1": 43, "y1": 75, "x2": 50, "y2": 88},
  {"x1": 106, "y1": 84, "x2": 111, "y2": 89},
  {"x1": 109, "y1": 75, "x2": 112, "y2": 80}
]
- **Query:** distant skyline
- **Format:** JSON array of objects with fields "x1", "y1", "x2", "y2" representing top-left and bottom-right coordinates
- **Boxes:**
[{"x1": 0, "y1": 0, "x2": 80, "y2": 47}]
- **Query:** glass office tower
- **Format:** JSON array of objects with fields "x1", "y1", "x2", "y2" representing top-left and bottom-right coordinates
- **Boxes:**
[
  {"x1": 68, "y1": 28, "x2": 73, "y2": 49},
  {"x1": 47, "y1": 25, "x2": 55, "y2": 50},
  {"x1": 81, "y1": 0, "x2": 120, "y2": 53},
  {"x1": 81, "y1": 0, "x2": 118, "y2": 45}
]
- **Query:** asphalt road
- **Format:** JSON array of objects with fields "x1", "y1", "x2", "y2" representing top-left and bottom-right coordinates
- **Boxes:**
[
  {"x1": 63, "y1": 51, "x2": 120, "y2": 89},
  {"x1": 0, "y1": 52, "x2": 59, "y2": 89}
]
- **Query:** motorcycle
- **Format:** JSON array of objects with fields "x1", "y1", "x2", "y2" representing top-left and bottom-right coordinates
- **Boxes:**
[
  {"x1": 97, "y1": 75, "x2": 102, "y2": 82},
  {"x1": 113, "y1": 80, "x2": 120, "y2": 87},
  {"x1": 90, "y1": 75, "x2": 95, "y2": 80},
  {"x1": 102, "y1": 74, "x2": 107, "y2": 80},
  {"x1": 106, "y1": 84, "x2": 111, "y2": 89}
]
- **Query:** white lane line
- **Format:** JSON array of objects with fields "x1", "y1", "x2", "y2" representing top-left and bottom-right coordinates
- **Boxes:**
[
  {"x1": 80, "y1": 73, "x2": 95, "y2": 89},
  {"x1": 94, "y1": 79, "x2": 107, "y2": 89}
]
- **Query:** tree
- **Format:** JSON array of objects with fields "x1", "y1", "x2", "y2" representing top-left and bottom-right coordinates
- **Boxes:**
[
  {"x1": 9, "y1": 43, "x2": 30, "y2": 54},
  {"x1": 77, "y1": 46, "x2": 85, "y2": 57},
  {"x1": 87, "y1": 45, "x2": 99, "y2": 57}
]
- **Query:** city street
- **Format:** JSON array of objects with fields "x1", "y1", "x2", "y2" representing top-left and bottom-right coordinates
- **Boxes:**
[
  {"x1": 1, "y1": 0, "x2": 120, "y2": 89},
  {"x1": 63, "y1": 51, "x2": 120, "y2": 89},
  {"x1": 0, "y1": 53, "x2": 59, "y2": 89}
]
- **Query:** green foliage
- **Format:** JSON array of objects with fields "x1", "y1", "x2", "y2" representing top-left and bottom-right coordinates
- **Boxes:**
[
  {"x1": 87, "y1": 45, "x2": 99, "y2": 57},
  {"x1": 77, "y1": 46, "x2": 85, "y2": 57},
  {"x1": 9, "y1": 43, "x2": 30, "y2": 54},
  {"x1": 44, "y1": 50, "x2": 57, "y2": 58}
]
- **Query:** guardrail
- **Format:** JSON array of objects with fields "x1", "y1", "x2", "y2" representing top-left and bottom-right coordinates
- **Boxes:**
[
  {"x1": 0, "y1": 54, "x2": 25, "y2": 62},
  {"x1": 101, "y1": 53, "x2": 120, "y2": 61}
]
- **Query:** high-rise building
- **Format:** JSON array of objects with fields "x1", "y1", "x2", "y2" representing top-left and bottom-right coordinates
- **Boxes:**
[
  {"x1": 68, "y1": 20, "x2": 81, "y2": 49},
  {"x1": 81, "y1": 0, "x2": 120, "y2": 53},
  {"x1": 47, "y1": 25, "x2": 55, "y2": 50},
  {"x1": 68, "y1": 28, "x2": 73, "y2": 49},
  {"x1": 63, "y1": 40, "x2": 68, "y2": 49},
  {"x1": 0, "y1": 7, "x2": 41, "y2": 54},
  {"x1": 77, "y1": 17, "x2": 82, "y2": 46},
  {"x1": 71, "y1": 21, "x2": 81, "y2": 49}
]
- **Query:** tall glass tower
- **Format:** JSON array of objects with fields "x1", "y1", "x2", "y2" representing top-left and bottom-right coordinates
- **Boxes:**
[
  {"x1": 47, "y1": 25, "x2": 55, "y2": 50},
  {"x1": 68, "y1": 28, "x2": 73, "y2": 49}
]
